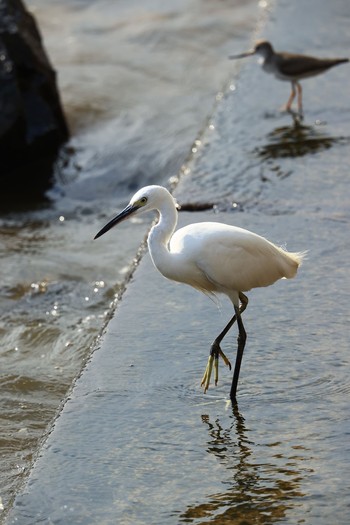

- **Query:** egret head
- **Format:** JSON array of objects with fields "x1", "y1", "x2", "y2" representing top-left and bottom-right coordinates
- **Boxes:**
[{"x1": 94, "y1": 185, "x2": 175, "y2": 239}]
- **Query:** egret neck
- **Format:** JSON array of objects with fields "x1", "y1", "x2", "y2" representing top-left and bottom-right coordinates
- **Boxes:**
[{"x1": 147, "y1": 191, "x2": 178, "y2": 281}]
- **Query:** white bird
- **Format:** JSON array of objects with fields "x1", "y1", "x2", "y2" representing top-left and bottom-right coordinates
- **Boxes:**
[{"x1": 95, "y1": 185, "x2": 304, "y2": 401}]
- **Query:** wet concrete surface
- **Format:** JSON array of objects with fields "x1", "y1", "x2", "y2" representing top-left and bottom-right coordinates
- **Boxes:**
[{"x1": 5, "y1": 0, "x2": 350, "y2": 523}]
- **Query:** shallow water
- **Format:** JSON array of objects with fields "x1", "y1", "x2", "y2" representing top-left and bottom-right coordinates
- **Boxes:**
[
  {"x1": 2, "y1": 0, "x2": 350, "y2": 521},
  {"x1": 0, "y1": 0, "x2": 259, "y2": 512},
  {"x1": 5, "y1": 206, "x2": 350, "y2": 524}
]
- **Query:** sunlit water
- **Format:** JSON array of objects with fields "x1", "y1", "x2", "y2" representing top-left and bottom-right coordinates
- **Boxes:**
[
  {"x1": 0, "y1": 0, "x2": 260, "y2": 511},
  {"x1": 2, "y1": 0, "x2": 350, "y2": 521}
]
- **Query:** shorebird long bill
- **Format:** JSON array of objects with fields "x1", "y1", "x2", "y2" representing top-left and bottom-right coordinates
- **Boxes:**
[
  {"x1": 229, "y1": 50, "x2": 254, "y2": 59},
  {"x1": 94, "y1": 204, "x2": 137, "y2": 239}
]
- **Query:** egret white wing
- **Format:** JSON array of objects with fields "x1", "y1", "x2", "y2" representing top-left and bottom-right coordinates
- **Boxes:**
[{"x1": 170, "y1": 222, "x2": 300, "y2": 293}]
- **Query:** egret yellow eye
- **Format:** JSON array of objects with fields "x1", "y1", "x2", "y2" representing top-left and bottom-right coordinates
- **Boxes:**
[{"x1": 139, "y1": 197, "x2": 148, "y2": 205}]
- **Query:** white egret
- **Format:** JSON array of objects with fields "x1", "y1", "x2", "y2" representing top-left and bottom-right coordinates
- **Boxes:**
[
  {"x1": 95, "y1": 185, "x2": 304, "y2": 401},
  {"x1": 230, "y1": 40, "x2": 349, "y2": 116}
]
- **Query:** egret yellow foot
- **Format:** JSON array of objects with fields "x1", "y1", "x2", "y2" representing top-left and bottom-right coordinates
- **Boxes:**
[
  {"x1": 200, "y1": 344, "x2": 232, "y2": 393},
  {"x1": 201, "y1": 355, "x2": 215, "y2": 393}
]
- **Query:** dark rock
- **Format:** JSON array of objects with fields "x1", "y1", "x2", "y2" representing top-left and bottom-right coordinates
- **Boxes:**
[{"x1": 0, "y1": 0, "x2": 69, "y2": 195}]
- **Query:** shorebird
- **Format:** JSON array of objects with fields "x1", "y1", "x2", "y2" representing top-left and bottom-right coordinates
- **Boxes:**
[
  {"x1": 95, "y1": 185, "x2": 304, "y2": 402},
  {"x1": 230, "y1": 40, "x2": 349, "y2": 116}
]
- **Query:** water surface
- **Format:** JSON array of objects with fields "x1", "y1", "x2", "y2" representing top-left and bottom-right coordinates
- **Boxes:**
[
  {"x1": 3, "y1": 0, "x2": 350, "y2": 522},
  {"x1": 0, "y1": 0, "x2": 259, "y2": 512}
]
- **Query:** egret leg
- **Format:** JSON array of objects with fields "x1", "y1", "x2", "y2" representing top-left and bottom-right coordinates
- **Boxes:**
[
  {"x1": 230, "y1": 305, "x2": 247, "y2": 402},
  {"x1": 201, "y1": 293, "x2": 248, "y2": 393},
  {"x1": 285, "y1": 81, "x2": 296, "y2": 111}
]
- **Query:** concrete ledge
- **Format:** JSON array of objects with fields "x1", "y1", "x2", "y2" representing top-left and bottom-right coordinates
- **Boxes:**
[{"x1": 5, "y1": 0, "x2": 350, "y2": 523}]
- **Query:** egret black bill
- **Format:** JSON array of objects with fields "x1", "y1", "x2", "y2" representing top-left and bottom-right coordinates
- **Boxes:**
[{"x1": 94, "y1": 203, "x2": 138, "y2": 239}]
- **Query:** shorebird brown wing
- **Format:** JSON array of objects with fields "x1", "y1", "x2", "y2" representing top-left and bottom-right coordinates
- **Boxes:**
[{"x1": 278, "y1": 53, "x2": 349, "y2": 79}]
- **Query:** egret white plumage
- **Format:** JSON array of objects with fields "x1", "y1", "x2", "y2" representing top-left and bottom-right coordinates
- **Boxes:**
[{"x1": 95, "y1": 185, "x2": 304, "y2": 401}]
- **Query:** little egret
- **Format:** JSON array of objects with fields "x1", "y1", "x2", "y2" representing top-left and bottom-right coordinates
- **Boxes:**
[
  {"x1": 229, "y1": 40, "x2": 349, "y2": 116},
  {"x1": 95, "y1": 185, "x2": 304, "y2": 401}
]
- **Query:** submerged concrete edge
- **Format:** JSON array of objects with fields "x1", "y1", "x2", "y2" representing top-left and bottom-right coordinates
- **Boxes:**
[{"x1": 3, "y1": 2, "x2": 275, "y2": 521}]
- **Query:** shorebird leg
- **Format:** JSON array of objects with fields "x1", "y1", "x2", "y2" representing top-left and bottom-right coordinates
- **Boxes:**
[
  {"x1": 296, "y1": 81, "x2": 303, "y2": 117},
  {"x1": 285, "y1": 81, "x2": 297, "y2": 112},
  {"x1": 201, "y1": 293, "x2": 248, "y2": 394}
]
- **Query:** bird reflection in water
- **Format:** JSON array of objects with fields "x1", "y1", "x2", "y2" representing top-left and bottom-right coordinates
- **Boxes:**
[
  {"x1": 179, "y1": 405, "x2": 308, "y2": 524},
  {"x1": 255, "y1": 116, "x2": 344, "y2": 181}
]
